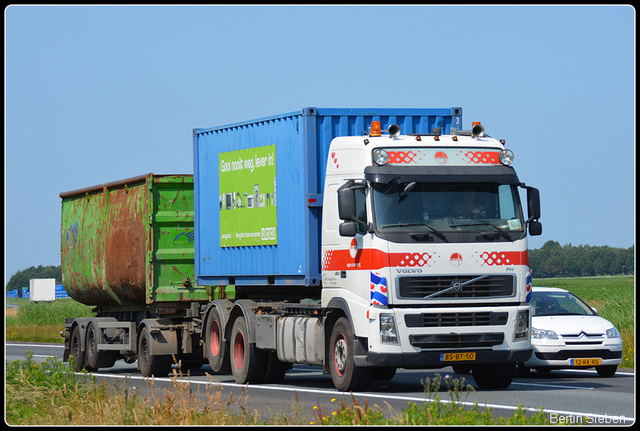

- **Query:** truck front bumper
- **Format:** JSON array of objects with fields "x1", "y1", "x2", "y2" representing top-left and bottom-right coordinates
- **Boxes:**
[{"x1": 356, "y1": 347, "x2": 532, "y2": 368}]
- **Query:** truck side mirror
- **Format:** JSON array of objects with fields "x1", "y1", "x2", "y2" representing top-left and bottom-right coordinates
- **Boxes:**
[
  {"x1": 527, "y1": 187, "x2": 541, "y2": 221},
  {"x1": 339, "y1": 221, "x2": 357, "y2": 237},
  {"x1": 526, "y1": 186, "x2": 542, "y2": 236},
  {"x1": 337, "y1": 186, "x2": 357, "y2": 221}
]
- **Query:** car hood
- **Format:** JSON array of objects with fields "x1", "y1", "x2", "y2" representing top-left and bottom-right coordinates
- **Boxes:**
[{"x1": 532, "y1": 315, "x2": 613, "y2": 336}]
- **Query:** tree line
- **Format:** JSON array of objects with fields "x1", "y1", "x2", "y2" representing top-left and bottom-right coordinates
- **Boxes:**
[
  {"x1": 6, "y1": 265, "x2": 62, "y2": 293},
  {"x1": 529, "y1": 241, "x2": 634, "y2": 278}
]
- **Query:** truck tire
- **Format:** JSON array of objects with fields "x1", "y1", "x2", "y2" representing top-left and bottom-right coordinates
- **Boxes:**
[
  {"x1": 85, "y1": 322, "x2": 117, "y2": 370},
  {"x1": 137, "y1": 326, "x2": 173, "y2": 377},
  {"x1": 230, "y1": 316, "x2": 266, "y2": 384},
  {"x1": 472, "y1": 363, "x2": 515, "y2": 389},
  {"x1": 261, "y1": 351, "x2": 290, "y2": 384},
  {"x1": 329, "y1": 317, "x2": 372, "y2": 392},
  {"x1": 205, "y1": 307, "x2": 231, "y2": 373}
]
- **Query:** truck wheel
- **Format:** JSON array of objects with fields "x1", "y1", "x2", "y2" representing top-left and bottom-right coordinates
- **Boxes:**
[
  {"x1": 472, "y1": 363, "x2": 515, "y2": 389},
  {"x1": 137, "y1": 326, "x2": 173, "y2": 377},
  {"x1": 261, "y1": 351, "x2": 290, "y2": 384},
  {"x1": 85, "y1": 322, "x2": 117, "y2": 370},
  {"x1": 205, "y1": 307, "x2": 231, "y2": 373},
  {"x1": 230, "y1": 316, "x2": 265, "y2": 384},
  {"x1": 329, "y1": 317, "x2": 371, "y2": 392}
]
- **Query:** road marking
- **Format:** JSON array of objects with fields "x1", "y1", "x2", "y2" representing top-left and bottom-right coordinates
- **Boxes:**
[{"x1": 511, "y1": 381, "x2": 596, "y2": 390}]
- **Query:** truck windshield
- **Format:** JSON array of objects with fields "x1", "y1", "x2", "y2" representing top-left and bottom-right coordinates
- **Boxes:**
[{"x1": 371, "y1": 181, "x2": 525, "y2": 242}]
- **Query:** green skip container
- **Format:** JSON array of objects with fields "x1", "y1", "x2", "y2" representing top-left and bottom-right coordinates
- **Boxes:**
[{"x1": 60, "y1": 173, "x2": 211, "y2": 307}]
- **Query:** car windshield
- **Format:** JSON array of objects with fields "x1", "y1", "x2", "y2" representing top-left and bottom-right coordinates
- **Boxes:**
[
  {"x1": 532, "y1": 291, "x2": 596, "y2": 316},
  {"x1": 371, "y1": 181, "x2": 525, "y2": 239}
]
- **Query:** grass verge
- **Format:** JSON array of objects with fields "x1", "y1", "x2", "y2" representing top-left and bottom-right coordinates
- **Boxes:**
[{"x1": 6, "y1": 353, "x2": 550, "y2": 425}]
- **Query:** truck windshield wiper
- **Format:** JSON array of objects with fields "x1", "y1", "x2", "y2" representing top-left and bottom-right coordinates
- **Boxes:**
[
  {"x1": 417, "y1": 224, "x2": 448, "y2": 242},
  {"x1": 449, "y1": 222, "x2": 512, "y2": 241},
  {"x1": 382, "y1": 223, "x2": 449, "y2": 242}
]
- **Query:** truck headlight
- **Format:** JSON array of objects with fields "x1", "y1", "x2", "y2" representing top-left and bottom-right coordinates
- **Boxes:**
[
  {"x1": 380, "y1": 313, "x2": 398, "y2": 344},
  {"x1": 531, "y1": 327, "x2": 559, "y2": 339},
  {"x1": 515, "y1": 310, "x2": 530, "y2": 340}
]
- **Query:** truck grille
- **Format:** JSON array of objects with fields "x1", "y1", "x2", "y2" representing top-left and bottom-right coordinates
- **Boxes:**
[
  {"x1": 405, "y1": 311, "x2": 509, "y2": 328},
  {"x1": 398, "y1": 275, "x2": 515, "y2": 299},
  {"x1": 409, "y1": 333, "x2": 504, "y2": 349}
]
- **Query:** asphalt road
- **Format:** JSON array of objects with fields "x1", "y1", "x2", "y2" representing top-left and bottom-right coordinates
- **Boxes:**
[{"x1": 6, "y1": 342, "x2": 635, "y2": 425}]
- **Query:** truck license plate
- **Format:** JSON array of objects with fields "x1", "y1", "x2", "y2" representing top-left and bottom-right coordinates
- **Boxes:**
[
  {"x1": 570, "y1": 358, "x2": 601, "y2": 367},
  {"x1": 440, "y1": 352, "x2": 476, "y2": 362}
]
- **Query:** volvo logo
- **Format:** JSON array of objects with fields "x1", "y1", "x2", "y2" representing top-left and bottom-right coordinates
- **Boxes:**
[
  {"x1": 451, "y1": 281, "x2": 463, "y2": 292},
  {"x1": 396, "y1": 268, "x2": 423, "y2": 274}
]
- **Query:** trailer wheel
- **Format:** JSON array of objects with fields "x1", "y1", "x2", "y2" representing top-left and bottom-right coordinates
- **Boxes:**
[
  {"x1": 85, "y1": 322, "x2": 117, "y2": 370},
  {"x1": 137, "y1": 326, "x2": 173, "y2": 377},
  {"x1": 70, "y1": 325, "x2": 92, "y2": 372},
  {"x1": 329, "y1": 317, "x2": 371, "y2": 392},
  {"x1": 205, "y1": 307, "x2": 231, "y2": 373},
  {"x1": 472, "y1": 363, "x2": 515, "y2": 389},
  {"x1": 230, "y1": 316, "x2": 265, "y2": 384}
]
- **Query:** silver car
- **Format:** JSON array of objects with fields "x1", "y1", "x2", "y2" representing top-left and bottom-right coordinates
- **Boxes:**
[{"x1": 520, "y1": 287, "x2": 623, "y2": 377}]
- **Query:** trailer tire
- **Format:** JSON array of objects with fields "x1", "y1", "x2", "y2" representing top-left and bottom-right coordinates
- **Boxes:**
[
  {"x1": 85, "y1": 322, "x2": 117, "y2": 370},
  {"x1": 472, "y1": 363, "x2": 515, "y2": 389},
  {"x1": 329, "y1": 317, "x2": 371, "y2": 392},
  {"x1": 205, "y1": 307, "x2": 231, "y2": 373},
  {"x1": 138, "y1": 326, "x2": 173, "y2": 377},
  {"x1": 70, "y1": 325, "x2": 92, "y2": 372},
  {"x1": 230, "y1": 316, "x2": 265, "y2": 384}
]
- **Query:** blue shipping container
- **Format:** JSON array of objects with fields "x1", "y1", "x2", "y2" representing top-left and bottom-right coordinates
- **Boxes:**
[{"x1": 193, "y1": 107, "x2": 463, "y2": 287}]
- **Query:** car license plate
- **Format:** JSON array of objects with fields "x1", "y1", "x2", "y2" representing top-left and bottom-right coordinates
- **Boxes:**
[
  {"x1": 570, "y1": 358, "x2": 601, "y2": 367},
  {"x1": 440, "y1": 352, "x2": 476, "y2": 362}
]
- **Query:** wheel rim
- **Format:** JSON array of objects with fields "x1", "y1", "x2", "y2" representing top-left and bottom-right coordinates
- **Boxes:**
[
  {"x1": 210, "y1": 320, "x2": 221, "y2": 357},
  {"x1": 87, "y1": 327, "x2": 96, "y2": 358},
  {"x1": 140, "y1": 334, "x2": 150, "y2": 368},
  {"x1": 333, "y1": 334, "x2": 347, "y2": 376},
  {"x1": 72, "y1": 330, "x2": 81, "y2": 361},
  {"x1": 233, "y1": 331, "x2": 245, "y2": 370}
]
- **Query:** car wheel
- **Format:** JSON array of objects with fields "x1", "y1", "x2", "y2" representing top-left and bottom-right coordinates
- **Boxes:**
[{"x1": 596, "y1": 365, "x2": 617, "y2": 377}]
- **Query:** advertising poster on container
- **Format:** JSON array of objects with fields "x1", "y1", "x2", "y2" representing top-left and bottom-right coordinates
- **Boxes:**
[{"x1": 219, "y1": 145, "x2": 277, "y2": 247}]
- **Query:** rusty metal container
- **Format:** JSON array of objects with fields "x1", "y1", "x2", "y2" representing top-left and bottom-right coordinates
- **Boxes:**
[{"x1": 60, "y1": 173, "x2": 210, "y2": 306}]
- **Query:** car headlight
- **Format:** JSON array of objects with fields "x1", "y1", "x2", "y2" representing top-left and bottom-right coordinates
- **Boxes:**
[
  {"x1": 606, "y1": 327, "x2": 621, "y2": 339},
  {"x1": 531, "y1": 327, "x2": 559, "y2": 339}
]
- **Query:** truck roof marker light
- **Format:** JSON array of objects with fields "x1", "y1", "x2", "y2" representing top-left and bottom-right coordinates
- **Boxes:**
[
  {"x1": 471, "y1": 122, "x2": 485, "y2": 138},
  {"x1": 372, "y1": 148, "x2": 389, "y2": 165},
  {"x1": 499, "y1": 149, "x2": 515, "y2": 166},
  {"x1": 452, "y1": 136, "x2": 458, "y2": 141},
  {"x1": 370, "y1": 121, "x2": 382, "y2": 137},
  {"x1": 415, "y1": 136, "x2": 421, "y2": 141},
  {"x1": 434, "y1": 135, "x2": 440, "y2": 141}
]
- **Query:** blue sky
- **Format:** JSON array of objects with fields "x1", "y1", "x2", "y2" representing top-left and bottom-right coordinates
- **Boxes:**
[{"x1": 4, "y1": 5, "x2": 635, "y2": 284}]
